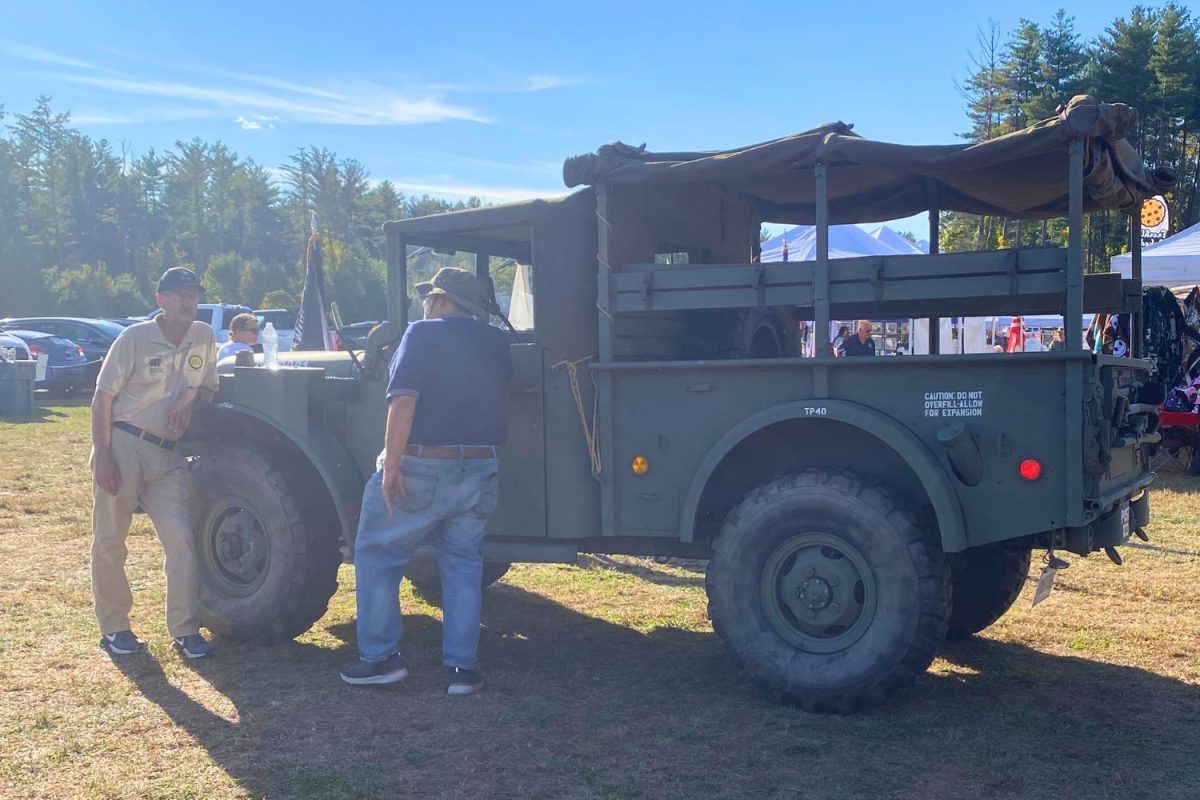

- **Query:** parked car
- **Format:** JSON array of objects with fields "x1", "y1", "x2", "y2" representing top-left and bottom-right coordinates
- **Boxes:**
[
  {"x1": 0, "y1": 330, "x2": 88, "y2": 393},
  {"x1": 332, "y1": 320, "x2": 381, "y2": 351},
  {"x1": 145, "y1": 303, "x2": 252, "y2": 344},
  {"x1": 0, "y1": 317, "x2": 126, "y2": 385},
  {"x1": 253, "y1": 309, "x2": 295, "y2": 351},
  {"x1": 0, "y1": 331, "x2": 31, "y2": 361}
]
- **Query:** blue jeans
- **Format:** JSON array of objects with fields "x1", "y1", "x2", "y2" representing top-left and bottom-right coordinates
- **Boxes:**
[{"x1": 353, "y1": 456, "x2": 499, "y2": 667}]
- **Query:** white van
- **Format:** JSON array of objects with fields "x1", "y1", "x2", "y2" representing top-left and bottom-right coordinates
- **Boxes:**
[{"x1": 147, "y1": 303, "x2": 253, "y2": 344}]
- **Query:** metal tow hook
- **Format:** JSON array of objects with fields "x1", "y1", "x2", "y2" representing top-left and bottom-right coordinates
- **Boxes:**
[
  {"x1": 1132, "y1": 527, "x2": 1149, "y2": 542},
  {"x1": 1104, "y1": 546, "x2": 1123, "y2": 566}
]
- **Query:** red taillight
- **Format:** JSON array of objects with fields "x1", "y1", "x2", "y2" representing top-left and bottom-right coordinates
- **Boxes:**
[
  {"x1": 28, "y1": 344, "x2": 43, "y2": 356},
  {"x1": 1019, "y1": 458, "x2": 1042, "y2": 481},
  {"x1": 76, "y1": 346, "x2": 84, "y2": 357}
]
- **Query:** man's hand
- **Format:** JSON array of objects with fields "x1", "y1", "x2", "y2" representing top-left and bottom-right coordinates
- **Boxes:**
[
  {"x1": 94, "y1": 448, "x2": 121, "y2": 495},
  {"x1": 166, "y1": 386, "x2": 199, "y2": 437},
  {"x1": 380, "y1": 460, "x2": 407, "y2": 516}
]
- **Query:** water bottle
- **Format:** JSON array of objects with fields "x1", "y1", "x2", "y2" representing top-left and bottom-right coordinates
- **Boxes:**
[{"x1": 262, "y1": 321, "x2": 279, "y2": 368}]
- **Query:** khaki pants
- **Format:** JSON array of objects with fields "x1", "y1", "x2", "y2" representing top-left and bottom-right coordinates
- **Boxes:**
[{"x1": 91, "y1": 430, "x2": 200, "y2": 638}]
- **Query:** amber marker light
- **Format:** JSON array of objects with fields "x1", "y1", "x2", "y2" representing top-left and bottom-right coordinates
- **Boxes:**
[
  {"x1": 631, "y1": 456, "x2": 650, "y2": 475},
  {"x1": 1018, "y1": 458, "x2": 1042, "y2": 481}
]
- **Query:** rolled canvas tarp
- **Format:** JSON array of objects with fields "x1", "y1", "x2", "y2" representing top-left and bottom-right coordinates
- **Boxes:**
[{"x1": 564, "y1": 95, "x2": 1175, "y2": 225}]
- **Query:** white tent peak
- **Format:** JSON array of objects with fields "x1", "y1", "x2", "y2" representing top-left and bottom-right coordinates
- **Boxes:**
[
  {"x1": 1111, "y1": 220, "x2": 1200, "y2": 286},
  {"x1": 869, "y1": 225, "x2": 926, "y2": 254},
  {"x1": 761, "y1": 224, "x2": 918, "y2": 262}
]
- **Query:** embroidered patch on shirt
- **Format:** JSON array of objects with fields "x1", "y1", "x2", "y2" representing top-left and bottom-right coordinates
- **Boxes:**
[
  {"x1": 188, "y1": 355, "x2": 203, "y2": 369},
  {"x1": 148, "y1": 356, "x2": 163, "y2": 375}
]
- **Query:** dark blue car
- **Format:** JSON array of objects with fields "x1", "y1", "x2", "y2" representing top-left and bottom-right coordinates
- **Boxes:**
[
  {"x1": 0, "y1": 330, "x2": 88, "y2": 393},
  {"x1": 0, "y1": 317, "x2": 126, "y2": 385}
]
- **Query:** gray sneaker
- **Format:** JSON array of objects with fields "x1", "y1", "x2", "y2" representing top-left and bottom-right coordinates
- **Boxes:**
[
  {"x1": 98, "y1": 630, "x2": 144, "y2": 655},
  {"x1": 173, "y1": 634, "x2": 213, "y2": 659}
]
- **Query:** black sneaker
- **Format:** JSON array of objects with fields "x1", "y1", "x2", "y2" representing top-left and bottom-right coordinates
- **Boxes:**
[
  {"x1": 340, "y1": 653, "x2": 409, "y2": 686},
  {"x1": 98, "y1": 630, "x2": 144, "y2": 655},
  {"x1": 173, "y1": 633, "x2": 213, "y2": 659},
  {"x1": 446, "y1": 666, "x2": 484, "y2": 696}
]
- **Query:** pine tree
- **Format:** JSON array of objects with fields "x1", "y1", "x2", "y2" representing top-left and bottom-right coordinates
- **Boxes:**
[{"x1": 957, "y1": 22, "x2": 1011, "y2": 141}]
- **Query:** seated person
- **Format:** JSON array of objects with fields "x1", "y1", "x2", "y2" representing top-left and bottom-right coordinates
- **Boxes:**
[
  {"x1": 217, "y1": 313, "x2": 259, "y2": 361},
  {"x1": 838, "y1": 320, "x2": 876, "y2": 357}
]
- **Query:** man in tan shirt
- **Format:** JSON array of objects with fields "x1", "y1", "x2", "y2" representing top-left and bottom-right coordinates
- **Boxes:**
[{"x1": 91, "y1": 267, "x2": 219, "y2": 658}]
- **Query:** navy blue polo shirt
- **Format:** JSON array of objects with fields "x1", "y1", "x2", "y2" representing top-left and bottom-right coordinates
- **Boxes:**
[{"x1": 386, "y1": 315, "x2": 513, "y2": 445}]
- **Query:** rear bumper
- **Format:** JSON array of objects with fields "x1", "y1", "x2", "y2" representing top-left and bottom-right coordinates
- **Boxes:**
[
  {"x1": 37, "y1": 364, "x2": 86, "y2": 390},
  {"x1": 1063, "y1": 485, "x2": 1152, "y2": 555}
]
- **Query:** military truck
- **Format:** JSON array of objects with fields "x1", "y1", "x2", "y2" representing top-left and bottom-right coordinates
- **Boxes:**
[{"x1": 189, "y1": 96, "x2": 1173, "y2": 710}]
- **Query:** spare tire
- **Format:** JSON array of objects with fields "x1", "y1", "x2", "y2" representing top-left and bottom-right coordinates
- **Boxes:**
[
  {"x1": 406, "y1": 560, "x2": 511, "y2": 603},
  {"x1": 733, "y1": 307, "x2": 802, "y2": 358},
  {"x1": 946, "y1": 540, "x2": 1032, "y2": 639}
]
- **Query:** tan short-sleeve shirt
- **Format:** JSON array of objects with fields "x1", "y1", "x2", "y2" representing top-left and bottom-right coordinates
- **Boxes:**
[{"x1": 95, "y1": 320, "x2": 218, "y2": 437}]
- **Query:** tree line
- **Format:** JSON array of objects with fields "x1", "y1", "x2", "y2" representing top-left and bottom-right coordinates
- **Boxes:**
[
  {"x1": 0, "y1": 97, "x2": 484, "y2": 321},
  {"x1": 3, "y1": 4, "x2": 1197, "y2": 320},
  {"x1": 945, "y1": 4, "x2": 1200, "y2": 268}
]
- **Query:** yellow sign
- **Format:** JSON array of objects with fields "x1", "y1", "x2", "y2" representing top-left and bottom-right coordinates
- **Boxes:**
[{"x1": 1140, "y1": 196, "x2": 1169, "y2": 246}]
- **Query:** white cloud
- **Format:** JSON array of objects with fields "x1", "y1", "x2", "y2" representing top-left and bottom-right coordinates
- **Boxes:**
[
  {"x1": 235, "y1": 116, "x2": 262, "y2": 130},
  {"x1": 6, "y1": 43, "x2": 493, "y2": 127}
]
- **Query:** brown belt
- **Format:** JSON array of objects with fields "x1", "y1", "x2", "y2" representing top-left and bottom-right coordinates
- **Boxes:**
[{"x1": 405, "y1": 444, "x2": 497, "y2": 459}]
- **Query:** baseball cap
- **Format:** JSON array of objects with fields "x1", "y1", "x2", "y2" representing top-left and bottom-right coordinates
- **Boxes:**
[
  {"x1": 415, "y1": 268, "x2": 488, "y2": 319},
  {"x1": 157, "y1": 267, "x2": 204, "y2": 294}
]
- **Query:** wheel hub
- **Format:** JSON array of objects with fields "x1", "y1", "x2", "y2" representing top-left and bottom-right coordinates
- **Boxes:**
[
  {"x1": 761, "y1": 533, "x2": 877, "y2": 654},
  {"x1": 799, "y1": 577, "x2": 832, "y2": 610},
  {"x1": 202, "y1": 505, "x2": 270, "y2": 595}
]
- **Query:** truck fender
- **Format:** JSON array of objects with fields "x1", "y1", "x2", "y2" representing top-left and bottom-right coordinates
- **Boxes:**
[
  {"x1": 186, "y1": 403, "x2": 366, "y2": 547},
  {"x1": 679, "y1": 399, "x2": 968, "y2": 552}
]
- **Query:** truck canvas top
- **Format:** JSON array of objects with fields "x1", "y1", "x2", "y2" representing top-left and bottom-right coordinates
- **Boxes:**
[{"x1": 562, "y1": 95, "x2": 1174, "y2": 223}]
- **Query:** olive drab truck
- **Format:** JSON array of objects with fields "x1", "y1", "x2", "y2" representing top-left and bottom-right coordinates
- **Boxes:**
[{"x1": 188, "y1": 95, "x2": 1174, "y2": 711}]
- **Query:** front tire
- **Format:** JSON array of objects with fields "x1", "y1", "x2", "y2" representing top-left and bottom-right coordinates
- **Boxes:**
[
  {"x1": 706, "y1": 470, "x2": 950, "y2": 712},
  {"x1": 189, "y1": 444, "x2": 341, "y2": 641}
]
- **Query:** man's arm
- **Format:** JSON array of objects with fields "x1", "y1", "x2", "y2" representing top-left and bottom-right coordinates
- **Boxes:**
[
  {"x1": 380, "y1": 394, "x2": 418, "y2": 515},
  {"x1": 91, "y1": 390, "x2": 121, "y2": 495}
]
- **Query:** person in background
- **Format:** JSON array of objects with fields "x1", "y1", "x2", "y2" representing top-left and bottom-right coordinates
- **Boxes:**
[
  {"x1": 90, "y1": 267, "x2": 218, "y2": 659},
  {"x1": 341, "y1": 268, "x2": 512, "y2": 695},
  {"x1": 217, "y1": 313, "x2": 259, "y2": 361},
  {"x1": 831, "y1": 325, "x2": 849, "y2": 357},
  {"x1": 1047, "y1": 329, "x2": 1065, "y2": 352},
  {"x1": 839, "y1": 320, "x2": 877, "y2": 357}
]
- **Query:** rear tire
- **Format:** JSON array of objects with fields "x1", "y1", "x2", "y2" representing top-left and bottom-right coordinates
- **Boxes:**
[
  {"x1": 189, "y1": 443, "x2": 341, "y2": 641},
  {"x1": 946, "y1": 540, "x2": 1033, "y2": 639},
  {"x1": 706, "y1": 469, "x2": 950, "y2": 712}
]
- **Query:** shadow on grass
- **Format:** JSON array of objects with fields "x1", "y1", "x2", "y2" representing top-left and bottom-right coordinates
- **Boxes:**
[
  {"x1": 582, "y1": 554, "x2": 707, "y2": 588},
  {"x1": 0, "y1": 404, "x2": 67, "y2": 424},
  {"x1": 114, "y1": 585, "x2": 1200, "y2": 800}
]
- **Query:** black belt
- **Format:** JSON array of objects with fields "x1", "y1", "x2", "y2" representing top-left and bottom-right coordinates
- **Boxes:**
[
  {"x1": 113, "y1": 421, "x2": 177, "y2": 451},
  {"x1": 405, "y1": 444, "x2": 497, "y2": 459}
]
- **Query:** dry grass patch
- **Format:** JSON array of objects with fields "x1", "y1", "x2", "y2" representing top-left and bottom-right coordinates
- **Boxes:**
[{"x1": 1, "y1": 397, "x2": 1198, "y2": 799}]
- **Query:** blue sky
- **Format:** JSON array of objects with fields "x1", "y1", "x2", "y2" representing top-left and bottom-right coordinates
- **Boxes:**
[{"x1": 1, "y1": 0, "x2": 1143, "y2": 237}]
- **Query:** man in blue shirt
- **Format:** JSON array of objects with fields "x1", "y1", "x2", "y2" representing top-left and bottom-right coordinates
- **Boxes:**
[
  {"x1": 838, "y1": 320, "x2": 877, "y2": 357},
  {"x1": 341, "y1": 268, "x2": 512, "y2": 695}
]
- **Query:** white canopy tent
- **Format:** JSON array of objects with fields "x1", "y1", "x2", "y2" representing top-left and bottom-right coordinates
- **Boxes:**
[
  {"x1": 761, "y1": 224, "x2": 899, "y2": 262},
  {"x1": 1111, "y1": 221, "x2": 1200, "y2": 286}
]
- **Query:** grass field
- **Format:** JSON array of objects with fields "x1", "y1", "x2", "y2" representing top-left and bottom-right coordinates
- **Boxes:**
[{"x1": 1, "y1": 398, "x2": 1198, "y2": 800}]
